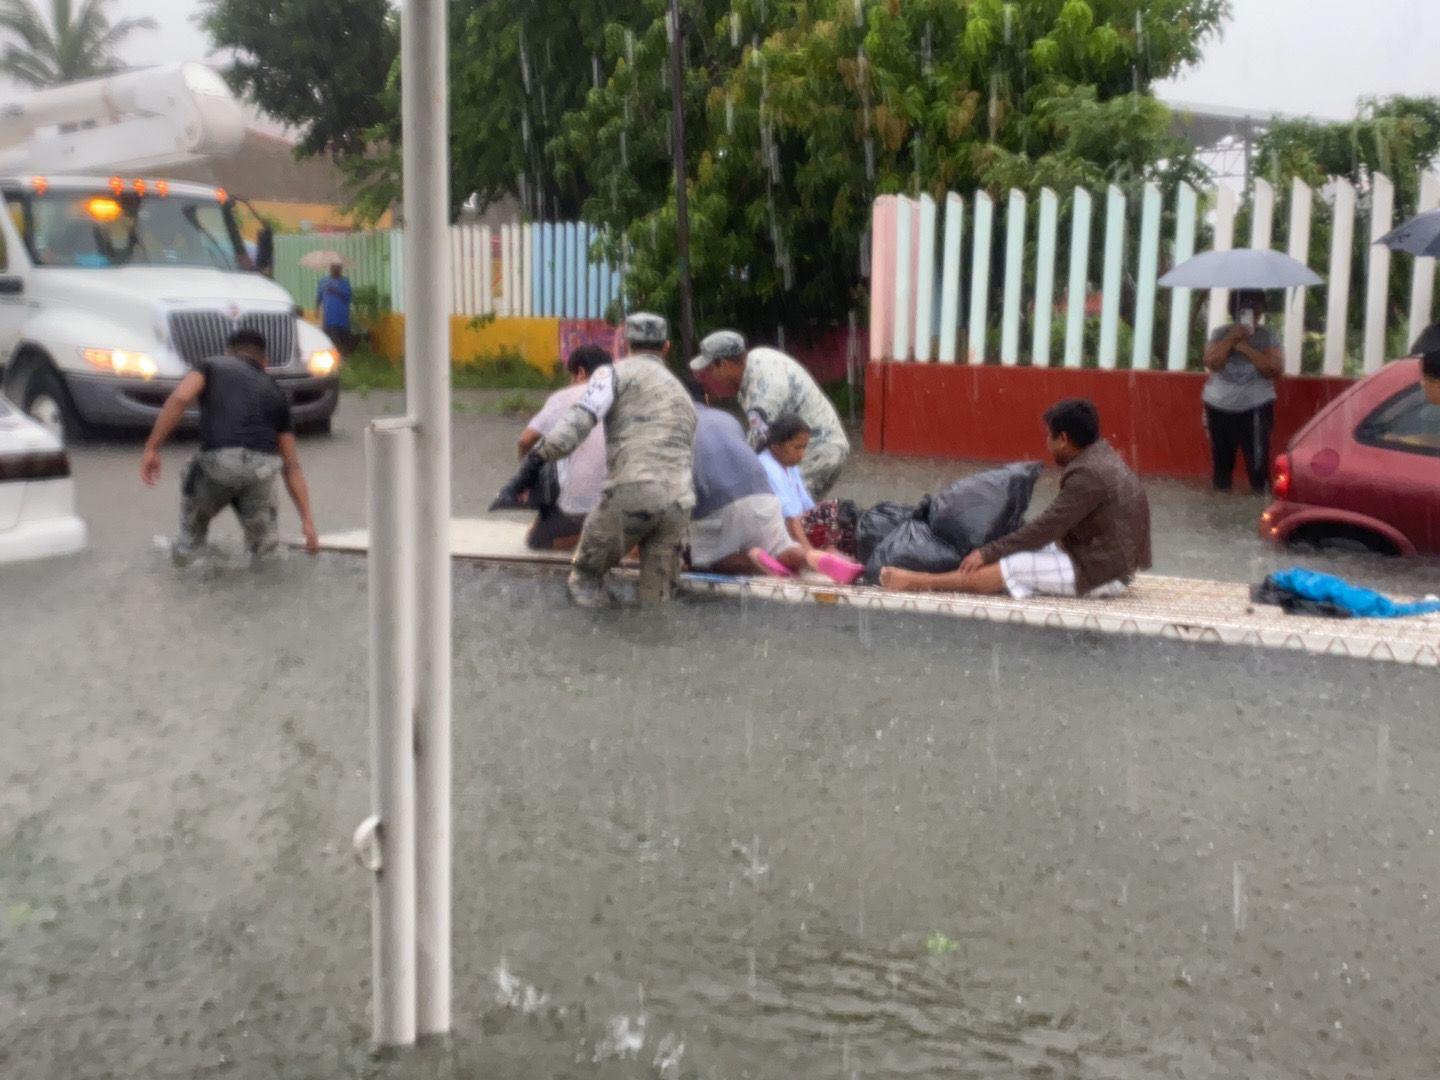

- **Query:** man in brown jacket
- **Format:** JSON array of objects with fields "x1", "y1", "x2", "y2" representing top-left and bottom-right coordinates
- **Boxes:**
[{"x1": 881, "y1": 398, "x2": 1151, "y2": 598}]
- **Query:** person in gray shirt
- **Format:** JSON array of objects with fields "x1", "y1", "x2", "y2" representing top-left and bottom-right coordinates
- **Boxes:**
[{"x1": 1202, "y1": 289, "x2": 1284, "y2": 492}]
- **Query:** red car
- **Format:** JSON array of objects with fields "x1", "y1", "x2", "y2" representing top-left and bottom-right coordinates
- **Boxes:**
[{"x1": 1262, "y1": 359, "x2": 1440, "y2": 555}]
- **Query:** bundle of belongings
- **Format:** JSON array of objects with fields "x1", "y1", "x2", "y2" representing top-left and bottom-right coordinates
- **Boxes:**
[
  {"x1": 853, "y1": 463, "x2": 1045, "y2": 584},
  {"x1": 1252, "y1": 568, "x2": 1440, "y2": 620}
]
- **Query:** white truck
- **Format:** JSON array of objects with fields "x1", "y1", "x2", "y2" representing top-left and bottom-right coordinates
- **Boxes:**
[{"x1": 0, "y1": 63, "x2": 340, "y2": 438}]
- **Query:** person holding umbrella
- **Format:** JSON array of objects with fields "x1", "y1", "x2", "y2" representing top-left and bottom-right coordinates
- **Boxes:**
[
  {"x1": 1160, "y1": 249, "x2": 1320, "y2": 494},
  {"x1": 1201, "y1": 289, "x2": 1285, "y2": 493}
]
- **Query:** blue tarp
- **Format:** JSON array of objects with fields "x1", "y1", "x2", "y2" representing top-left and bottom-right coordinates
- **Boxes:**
[{"x1": 1263, "y1": 568, "x2": 1440, "y2": 620}]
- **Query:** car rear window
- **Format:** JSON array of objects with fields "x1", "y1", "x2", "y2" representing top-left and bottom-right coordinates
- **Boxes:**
[{"x1": 1356, "y1": 384, "x2": 1440, "y2": 458}]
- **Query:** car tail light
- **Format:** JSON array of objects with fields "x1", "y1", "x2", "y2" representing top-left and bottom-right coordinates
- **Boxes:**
[
  {"x1": 0, "y1": 449, "x2": 71, "y2": 482},
  {"x1": 1272, "y1": 452, "x2": 1292, "y2": 500}
]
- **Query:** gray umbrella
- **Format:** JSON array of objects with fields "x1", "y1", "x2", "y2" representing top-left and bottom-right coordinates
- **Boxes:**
[
  {"x1": 1158, "y1": 248, "x2": 1323, "y2": 288},
  {"x1": 1375, "y1": 208, "x2": 1440, "y2": 258}
]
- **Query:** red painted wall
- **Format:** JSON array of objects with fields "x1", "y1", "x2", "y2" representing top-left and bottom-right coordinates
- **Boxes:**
[{"x1": 862, "y1": 361, "x2": 1355, "y2": 481}]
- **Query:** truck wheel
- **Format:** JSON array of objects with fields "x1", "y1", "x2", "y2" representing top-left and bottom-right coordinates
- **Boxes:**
[{"x1": 20, "y1": 366, "x2": 85, "y2": 442}]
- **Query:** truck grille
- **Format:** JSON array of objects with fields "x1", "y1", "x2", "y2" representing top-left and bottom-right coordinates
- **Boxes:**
[{"x1": 167, "y1": 311, "x2": 297, "y2": 368}]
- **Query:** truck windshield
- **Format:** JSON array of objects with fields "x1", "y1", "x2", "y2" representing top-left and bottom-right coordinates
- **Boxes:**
[{"x1": 16, "y1": 189, "x2": 248, "y2": 271}]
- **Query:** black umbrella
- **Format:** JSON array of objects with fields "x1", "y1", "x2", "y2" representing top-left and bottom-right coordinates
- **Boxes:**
[
  {"x1": 1411, "y1": 322, "x2": 1440, "y2": 356},
  {"x1": 1375, "y1": 208, "x2": 1440, "y2": 258}
]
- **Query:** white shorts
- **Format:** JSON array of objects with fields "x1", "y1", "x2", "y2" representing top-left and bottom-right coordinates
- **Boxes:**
[
  {"x1": 690, "y1": 493, "x2": 795, "y2": 569},
  {"x1": 998, "y1": 543, "x2": 1128, "y2": 600}
]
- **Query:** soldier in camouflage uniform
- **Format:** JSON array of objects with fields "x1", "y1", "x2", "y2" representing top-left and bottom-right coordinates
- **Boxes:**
[
  {"x1": 531, "y1": 312, "x2": 697, "y2": 607},
  {"x1": 689, "y1": 330, "x2": 850, "y2": 496}
]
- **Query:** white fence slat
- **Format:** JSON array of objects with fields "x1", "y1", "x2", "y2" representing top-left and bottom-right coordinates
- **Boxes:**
[
  {"x1": 1098, "y1": 185, "x2": 1126, "y2": 370},
  {"x1": 450, "y1": 227, "x2": 464, "y2": 316},
  {"x1": 1323, "y1": 180, "x2": 1357, "y2": 375},
  {"x1": 1063, "y1": 187, "x2": 1092, "y2": 368},
  {"x1": 481, "y1": 226, "x2": 495, "y2": 316},
  {"x1": 1409, "y1": 172, "x2": 1440, "y2": 348},
  {"x1": 1362, "y1": 173, "x2": 1395, "y2": 372},
  {"x1": 521, "y1": 224, "x2": 533, "y2": 317},
  {"x1": 1250, "y1": 178, "x2": 1275, "y2": 249},
  {"x1": 1000, "y1": 189, "x2": 1026, "y2": 366},
  {"x1": 967, "y1": 192, "x2": 994, "y2": 364},
  {"x1": 390, "y1": 229, "x2": 405, "y2": 315},
  {"x1": 1165, "y1": 184, "x2": 1197, "y2": 371},
  {"x1": 937, "y1": 193, "x2": 964, "y2": 364},
  {"x1": 1283, "y1": 179, "x2": 1313, "y2": 375},
  {"x1": 1206, "y1": 184, "x2": 1237, "y2": 335},
  {"x1": 891, "y1": 197, "x2": 914, "y2": 361},
  {"x1": 913, "y1": 195, "x2": 937, "y2": 362},
  {"x1": 1131, "y1": 182, "x2": 1161, "y2": 370},
  {"x1": 1032, "y1": 188, "x2": 1058, "y2": 368}
]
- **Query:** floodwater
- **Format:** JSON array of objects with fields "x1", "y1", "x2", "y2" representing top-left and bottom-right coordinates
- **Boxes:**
[{"x1": 4, "y1": 391, "x2": 1438, "y2": 1079}]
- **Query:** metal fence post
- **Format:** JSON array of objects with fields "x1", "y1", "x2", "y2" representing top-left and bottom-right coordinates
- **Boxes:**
[{"x1": 361, "y1": 418, "x2": 418, "y2": 1047}]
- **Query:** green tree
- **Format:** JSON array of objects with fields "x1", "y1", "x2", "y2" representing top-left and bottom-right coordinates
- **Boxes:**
[
  {"x1": 1255, "y1": 96, "x2": 1440, "y2": 371},
  {"x1": 198, "y1": 0, "x2": 398, "y2": 159},
  {"x1": 563, "y1": 0, "x2": 1227, "y2": 336},
  {"x1": 0, "y1": 0, "x2": 156, "y2": 87}
]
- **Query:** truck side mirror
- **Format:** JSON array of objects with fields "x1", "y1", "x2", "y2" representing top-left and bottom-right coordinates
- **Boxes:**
[{"x1": 256, "y1": 226, "x2": 274, "y2": 276}]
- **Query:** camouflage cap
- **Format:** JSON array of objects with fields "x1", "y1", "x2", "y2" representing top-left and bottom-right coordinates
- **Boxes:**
[
  {"x1": 624, "y1": 311, "x2": 669, "y2": 348},
  {"x1": 689, "y1": 329, "x2": 747, "y2": 372}
]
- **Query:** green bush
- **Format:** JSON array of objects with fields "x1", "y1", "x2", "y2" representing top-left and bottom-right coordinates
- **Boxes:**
[{"x1": 338, "y1": 347, "x2": 568, "y2": 393}]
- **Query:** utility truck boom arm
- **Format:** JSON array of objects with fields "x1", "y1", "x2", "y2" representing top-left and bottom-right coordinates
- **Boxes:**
[{"x1": 0, "y1": 63, "x2": 245, "y2": 175}]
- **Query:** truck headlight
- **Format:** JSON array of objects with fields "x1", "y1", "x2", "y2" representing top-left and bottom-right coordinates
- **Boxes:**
[
  {"x1": 308, "y1": 349, "x2": 339, "y2": 377},
  {"x1": 80, "y1": 348, "x2": 157, "y2": 379}
]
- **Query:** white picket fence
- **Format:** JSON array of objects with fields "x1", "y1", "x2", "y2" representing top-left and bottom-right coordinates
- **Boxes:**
[
  {"x1": 869, "y1": 170, "x2": 1440, "y2": 377},
  {"x1": 276, "y1": 221, "x2": 625, "y2": 320}
]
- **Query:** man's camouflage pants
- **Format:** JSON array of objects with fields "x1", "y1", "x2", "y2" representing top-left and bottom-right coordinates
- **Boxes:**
[
  {"x1": 176, "y1": 448, "x2": 283, "y2": 561},
  {"x1": 571, "y1": 482, "x2": 691, "y2": 605}
]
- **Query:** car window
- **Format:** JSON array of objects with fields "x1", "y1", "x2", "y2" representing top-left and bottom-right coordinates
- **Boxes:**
[{"x1": 1356, "y1": 384, "x2": 1440, "y2": 458}]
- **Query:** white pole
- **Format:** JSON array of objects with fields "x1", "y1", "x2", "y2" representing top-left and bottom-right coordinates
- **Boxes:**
[
  {"x1": 1166, "y1": 183, "x2": 1197, "y2": 371},
  {"x1": 1032, "y1": 187, "x2": 1057, "y2": 368},
  {"x1": 1362, "y1": 172, "x2": 1395, "y2": 373},
  {"x1": 1409, "y1": 172, "x2": 1440, "y2": 348},
  {"x1": 1324, "y1": 180, "x2": 1357, "y2": 376},
  {"x1": 1098, "y1": 184, "x2": 1126, "y2": 370},
  {"x1": 1063, "y1": 187, "x2": 1092, "y2": 368},
  {"x1": 1283, "y1": 178, "x2": 1313, "y2": 375},
  {"x1": 999, "y1": 188, "x2": 1026, "y2": 366},
  {"x1": 364, "y1": 418, "x2": 417, "y2": 1048},
  {"x1": 401, "y1": 0, "x2": 451, "y2": 1037},
  {"x1": 937, "y1": 192, "x2": 963, "y2": 363},
  {"x1": 1131, "y1": 181, "x2": 1161, "y2": 370},
  {"x1": 1207, "y1": 183, "x2": 1237, "y2": 335},
  {"x1": 967, "y1": 191, "x2": 994, "y2": 365}
]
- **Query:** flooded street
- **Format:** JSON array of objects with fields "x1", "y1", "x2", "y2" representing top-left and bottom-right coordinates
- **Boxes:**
[{"x1": 5, "y1": 392, "x2": 1439, "y2": 1078}]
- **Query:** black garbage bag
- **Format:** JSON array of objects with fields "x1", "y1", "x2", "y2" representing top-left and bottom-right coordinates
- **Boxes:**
[
  {"x1": 855, "y1": 501, "x2": 916, "y2": 564},
  {"x1": 863, "y1": 517, "x2": 963, "y2": 584},
  {"x1": 926, "y1": 462, "x2": 1043, "y2": 555},
  {"x1": 489, "y1": 453, "x2": 558, "y2": 512}
]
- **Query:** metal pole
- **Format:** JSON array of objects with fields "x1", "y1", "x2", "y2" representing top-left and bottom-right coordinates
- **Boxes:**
[
  {"x1": 667, "y1": 0, "x2": 696, "y2": 361},
  {"x1": 401, "y1": 0, "x2": 452, "y2": 1036},
  {"x1": 362, "y1": 418, "x2": 418, "y2": 1047}
]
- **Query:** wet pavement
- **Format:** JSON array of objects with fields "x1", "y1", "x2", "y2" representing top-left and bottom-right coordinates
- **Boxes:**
[{"x1": 4, "y1": 391, "x2": 1439, "y2": 1079}]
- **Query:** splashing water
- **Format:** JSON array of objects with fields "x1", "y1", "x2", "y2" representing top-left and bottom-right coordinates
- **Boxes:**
[
  {"x1": 493, "y1": 958, "x2": 549, "y2": 1013},
  {"x1": 653, "y1": 1033, "x2": 685, "y2": 1078},
  {"x1": 625, "y1": 28, "x2": 635, "y2": 66},
  {"x1": 853, "y1": 0, "x2": 865, "y2": 28},
  {"x1": 619, "y1": 129, "x2": 629, "y2": 167},
  {"x1": 592, "y1": 53, "x2": 602, "y2": 90},
  {"x1": 725, "y1": 93, "x2": 735, "y2": 135},
  {"x1": 593, "y1": 1014, "x2": 647, "y2": 1062},
  {"x1": 519, "y1": 41, "x2": 532, "y2": 93},
  {"x1": 1003, "y1": 3, "x2": 1015, "y2": 46},
  {"x1": 520, "y1": 113, "x2": 531, "y2": 150},
  {"x1": 731, "y1": 9, "x2": 741, "y2": 47}
]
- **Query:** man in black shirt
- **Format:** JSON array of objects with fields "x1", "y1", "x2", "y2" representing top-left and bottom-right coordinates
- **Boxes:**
[{"x1": 141, "y1": 329, "x2": 319, "y2": 563}]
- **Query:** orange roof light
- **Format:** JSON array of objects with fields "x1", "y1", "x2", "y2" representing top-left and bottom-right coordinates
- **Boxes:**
[
  {"x1": 214, "y1": 187, "x2": 228, "y2": 203},
  {"x1": 155, "y1": 180, "x2": 170, "y2": 197},
  {"x1": 85, "y1": 197, "x2": 123, "y2": 223},
  {"x1": 29, "y1": 175, "x2": 48, "y2": 194},
  {"x1": 132, "y1": 179, "x2": 146, "y2": 195},
  {"x1": 109, "y1": 176, "x2": 124, "y2": 195}
]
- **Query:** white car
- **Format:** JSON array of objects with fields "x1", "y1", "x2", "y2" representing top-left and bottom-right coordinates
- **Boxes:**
[{"x1": 0, "y1": 393, "x2": 86, "y2": 563}]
